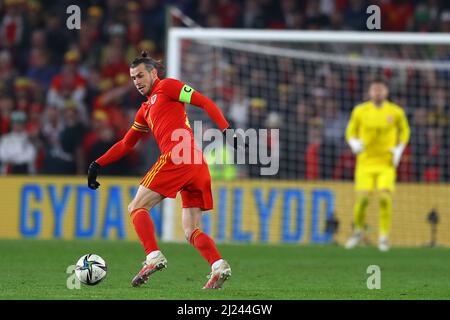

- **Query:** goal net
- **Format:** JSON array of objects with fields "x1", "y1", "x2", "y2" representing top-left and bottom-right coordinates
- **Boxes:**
[{"x1": 165, "y1": 29, "x2": 450, "y2": 247}]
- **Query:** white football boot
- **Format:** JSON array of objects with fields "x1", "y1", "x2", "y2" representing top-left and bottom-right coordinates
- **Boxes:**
[
  {"x1": 378, "y1": 235, "x2": 390, "y2": 252},
  {"x1": 203, "y1": 259, "x2": 232, "y2": 289},
  {"x1": 345, "y1": 231, "x2": 362, "y2": 249},
  {"x1": 131, "y1": 250, "x2": 167, "y2": 287}
]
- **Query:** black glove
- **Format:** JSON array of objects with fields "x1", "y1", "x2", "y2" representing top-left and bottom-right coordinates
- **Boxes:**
[
  {"x1": 87, "y1": 161, "x2": 101, "y2": 190},
  {"x1": 222, "y1": 126, "x2": 249, "y2": 152}
]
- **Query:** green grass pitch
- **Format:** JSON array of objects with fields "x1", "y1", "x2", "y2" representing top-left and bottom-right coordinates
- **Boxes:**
[{"x1": 0, "y1": 239, "x2": 449, "y2": 300}]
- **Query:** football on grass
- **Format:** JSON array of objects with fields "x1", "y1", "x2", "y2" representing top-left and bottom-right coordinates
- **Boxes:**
[{"x1": 75, "y1": 254, "x2": 107, "y2": 285}]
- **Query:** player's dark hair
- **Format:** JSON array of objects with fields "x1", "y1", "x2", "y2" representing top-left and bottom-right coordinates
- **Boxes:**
[
  {"x1": 130, "y1": 51, "x2": 165, "y2": 75},
  {"x1": 371, "y1": 77, "x2": 388, "y2": 86}
]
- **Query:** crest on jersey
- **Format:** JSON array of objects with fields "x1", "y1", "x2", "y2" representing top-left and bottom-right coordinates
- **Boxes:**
[
  {"x1": 386, "y1": 115, "x2": 393, "y2": 124},
  {"x1": 150, "y1": 94, "x2": 157, "y2": 104}
]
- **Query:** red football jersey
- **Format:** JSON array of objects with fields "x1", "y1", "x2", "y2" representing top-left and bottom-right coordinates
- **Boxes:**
[
  {"x1": 96, "y1": 77, "x2": 229, "y2": 167},
  {"x1": 131, "y1": 78, "x2": 229, "y2": 155}
]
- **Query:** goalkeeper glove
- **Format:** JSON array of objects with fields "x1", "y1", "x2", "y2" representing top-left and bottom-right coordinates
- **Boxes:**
[
  {"x1": 87, "y1": 161, "x2": 101, "y2": 190},
  {"x1": 348, "y1": 138, "x2": 364, "y2": 154},
  {"x1": 390, "y1": 143, "x2": 406, "y2": 168}
]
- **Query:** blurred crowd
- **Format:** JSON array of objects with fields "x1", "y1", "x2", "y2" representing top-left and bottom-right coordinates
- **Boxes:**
[
  {"x1": 0, "y1": 0, "x2": 449, "y2": 182},
  {"x1": 184, "y1": 47, "x2": 450, "y2": 182},
  {"x1": 176, "y1": 0, "x2": 450, "y2": 32}
]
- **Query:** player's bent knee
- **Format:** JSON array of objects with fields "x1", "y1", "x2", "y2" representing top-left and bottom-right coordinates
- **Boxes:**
[
  {"x1": 379, "y1": 191, "x2": 392, "y2": 206},
  {"x1": 184, "y1": 228, "x2": 196, "y2": 243},
  {"x1": 127, "y1": 203, "x2": 134, "y2": 215},
  {"x1": 356, "y1": 193, "x2": 369, "y2": 204},
  {"x1": 128, "y1": 201, "x2": 146, "y2": 216}
]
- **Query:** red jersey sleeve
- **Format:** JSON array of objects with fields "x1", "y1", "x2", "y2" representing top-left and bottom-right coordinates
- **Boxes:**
[
  {"x1": 160, "y1": 78, "x2": 230, "y2": 131},
  {"x1": 131, "y1": 106, "x2": 151, "y2": 133},
  {"x1": 96, "y1": 107, "x2": 148, "y2": 166}
]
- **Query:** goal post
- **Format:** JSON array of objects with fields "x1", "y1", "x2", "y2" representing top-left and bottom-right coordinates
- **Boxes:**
[
  {"x1": 167, "y1": 29, "x2": 450, "y2": 80},
  {"x1": 163, "y1": 28, "x2": 450, "y2": 247}
]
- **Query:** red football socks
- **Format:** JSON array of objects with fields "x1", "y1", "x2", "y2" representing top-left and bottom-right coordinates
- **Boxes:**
[
  {"x1": 189, "y1": 228, "x2": 222, "y2": 265},
  {"x1": 131, "y1": 208, "x2": 159, "y2": 255}
]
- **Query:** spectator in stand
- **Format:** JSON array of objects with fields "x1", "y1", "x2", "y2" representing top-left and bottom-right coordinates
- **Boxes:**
[
  {"x1": 0, "y1": 111, "x2": 37, "y2": 174},
  {"x1": 410, "y1": 108, "x2": 428, "y2": 181},
  {"x1": 428, "y1": 87, "x2": 450, "y2": 155},
  {"x1": 0, "y1": 50, "x2": 18, "y2": 95},
  {"x1": 278, "y1": 0, "x2": 302, "y2": 29},
  {"x1": 86, "y1": 114, "x2": 133, "y2": 176},
  {"x1": 14, "y1": 77, "x2": 33, "y2": 114},
  {"x1": 126, "y1": 2, "x2": 144, "y2": 47},
  {"x1": 100, "y1": 25, "x2": 130, "y2": 81},
  {"x1": 46, "y1": 50, "x2": 87, "y2": 121},
  {"x1": 217, "y1": 0, "x2": 241, "y2": 28},
  {"x1": 0, "y1": 95, "x2": 15, "y2": 135},
  {"x1": 408, "y1": 1, "x2": 441, "y2": 32},
  {"x1": 380, "y1": 0, "x2": 414, "y2": 32},
  {"x1": 78, "y1": 7, "x2": 104, "y2": 71},
  {"x1": 59, "y1": 101, "x2": 87, "y2": 174},
  {"x1": 40, "y1": 105, "x2": 64, "y2": 173},
  {"x1": 422, "y1": 127, "x2": 446, "y2": 182},
  {"x1": 141, "y1": 0, "x2": 166, "y2": 47},
  {"x1": 82, "y1": 109, "x2": 110, "y2": 160},
  {"x1": 0, "y1": 0, "x2": 26, "y2": 49},
  {"x1": 333, "y1": 147, "x2": 356, "y2": 181},
  {"x1": 44, "y1": 14, "x2": 69, "y2": 66},
  {"x1": 343, "y1": 0, "x2": 366, "y2": 30},
  {"x1": 91, "y1": 74, "x2": 134, "y2": 136},
  {"x1": 304, "y1": 0, "x2": 330, "y2": 30},
  {"x1": 26, "y1": 48, "x2": 58, "y2": 92},
  {"x1": 321, "y1": 98, "x2": 348, "y2": 179},
  {"x1": 247, "y1": 98, "x2": 267, "y2": 131},
  {"x1": 239, "y1": 0, "x2": 266, "y2": 28},
  {"x1": 193, "y1": 0, "x2": 216, "y2": 27},
  {"x1": 41, "y1": 102, "x2": 86, "y2": 174},
  {"x1": 305, "y1": 116, "x2": 324, "y2": 180},
  {"x1": 227, "y1": 86, "x2": 250, "y2": 130},
  {"x1": 328, "y1": 11, "x2": 345, "y2": 30},
  {"x1": 428, "y1": 87, "x2": 449, "y2": 129},
  {"x1": 25, "y1": 0, "x2": 43, "y2": 32},
  {"x1": 440, "y1": 10, "x2": 450, "y2": 32},
  {"x1": 288, "y1": 102, "x2": 311, "y2": 179}
]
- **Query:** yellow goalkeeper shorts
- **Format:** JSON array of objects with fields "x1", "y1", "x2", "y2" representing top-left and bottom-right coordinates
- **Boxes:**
[{"x1": 355, "y1": 165, "x2": 396, "y2": 192}]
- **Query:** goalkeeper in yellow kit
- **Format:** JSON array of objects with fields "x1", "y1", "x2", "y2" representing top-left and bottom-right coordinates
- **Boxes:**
[{"x1": 344, "y1": 79, "x2": 410, "y2": 251}]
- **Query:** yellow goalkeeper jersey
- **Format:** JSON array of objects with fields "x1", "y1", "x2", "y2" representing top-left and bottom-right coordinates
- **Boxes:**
[{"x1": 345, "y1": 100, "x2": 410, "y2": 168}]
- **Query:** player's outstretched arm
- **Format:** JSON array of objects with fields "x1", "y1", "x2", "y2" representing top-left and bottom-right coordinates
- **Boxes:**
[
  {"x1": 87, "y1": 128, "x2": 145, "y2": 190},
  {"x1": 189, "y1": 91, "x2": 229, "y2": 131},
  {"x1": 161, "y1": 78, "x2": 229, "y2": 131},
  {"x1": 188, "y1": 90, "x2": 251, "y2": 151},
  {"x1": 161, "y1": 78, "x2": 248, "y2": 151}
]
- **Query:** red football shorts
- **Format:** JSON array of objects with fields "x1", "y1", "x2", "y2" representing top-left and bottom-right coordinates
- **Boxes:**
[{"x1": 140, "y1": 151, "x2": 213, "y2": 211}]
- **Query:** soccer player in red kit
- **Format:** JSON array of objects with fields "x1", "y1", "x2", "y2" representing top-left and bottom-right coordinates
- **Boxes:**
[{"x1": 87, "y1": 52, "x2": 232, "y2": 289}]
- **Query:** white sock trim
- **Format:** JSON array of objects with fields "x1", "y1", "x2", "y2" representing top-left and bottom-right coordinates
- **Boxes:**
[
  {"x1": 212, "y1": 259, "x2": 224, "y2": 269},
  {"x1": 147, "y1": 250, "x2": 161, "y2": 260}
]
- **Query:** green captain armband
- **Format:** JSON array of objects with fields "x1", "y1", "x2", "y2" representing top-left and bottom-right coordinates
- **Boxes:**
[{"x1": 179, "y1": 84, "x2": 195, "y2": 103}]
